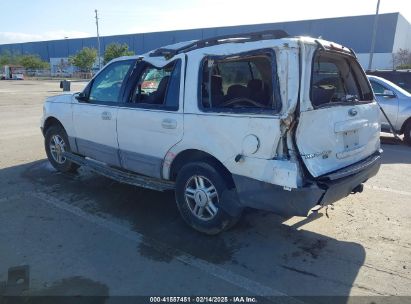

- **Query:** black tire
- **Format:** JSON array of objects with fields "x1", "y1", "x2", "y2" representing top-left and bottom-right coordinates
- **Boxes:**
[
  {"x1": 404, "y1": 121, "x2": 411, "y2": 146},
  {"x1": 175, "y1": 161, "x2": 240, "y2": 235},
  {"x1": 45, "y1": 125, "x2": 79, "y2": 173}
]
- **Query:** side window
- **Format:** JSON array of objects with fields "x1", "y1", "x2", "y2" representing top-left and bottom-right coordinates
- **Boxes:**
[
  {"x1": 132, "y1": 60, "x2": 181, "y2": 110},
  {"x1": 310, "y1": 52, "x2": 373, "y2": 107},
  {"x1": 370, "y1": 81, "x2": 387, "y2": 95},
  {"x1": 89, "y1": 60, "x2": 134, "y2": 103},
  {"x1": 200, "y1": 52, "x2": 276, "y2": 112}
]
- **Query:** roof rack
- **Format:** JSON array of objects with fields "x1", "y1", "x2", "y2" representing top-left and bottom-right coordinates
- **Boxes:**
[{"x1": 149, "y1": 29, "x2": 289, "y2": 59}]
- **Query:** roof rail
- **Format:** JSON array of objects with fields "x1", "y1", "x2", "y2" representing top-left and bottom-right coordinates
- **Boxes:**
[{"x1": 149, "y1": 29, "x2": 289, "y2": 59}]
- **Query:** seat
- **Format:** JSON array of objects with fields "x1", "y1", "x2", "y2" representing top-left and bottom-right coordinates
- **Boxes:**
[
  {"x1": 148, "y1": 75, "x2": 170, "y2": 104},
  {"x1": 247, "y1": 79, "x2": 263, "y2": 94},
  {"x1": 311, "y1": 85, "x2": 336, "y2": 106},
  {"x1": 247, "y1": 79, "x2": 263, "y2": 102},
  {"x1": 210, "y1": 75, "x2": 224, "y2": 106},
  {"x1": 226, "y1": 84, "x2": 250, "y2": 100}
]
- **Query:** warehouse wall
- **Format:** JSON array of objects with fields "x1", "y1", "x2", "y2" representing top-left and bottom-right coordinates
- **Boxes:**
[
  {"x1": 0, "y1": 13, "x2": 401, "y2": 58},
  {"x1": 357, "y1": 53, "x2": 394, "y2": 70},
  {"x1": 392, "y1": 14, "x2": 411, "y2": 52},
  {"x1": 0, "y1": 12, "x2": 408, "y2": 70}
]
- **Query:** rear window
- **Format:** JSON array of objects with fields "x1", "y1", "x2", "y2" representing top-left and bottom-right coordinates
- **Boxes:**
[{"x1": 311, "y1": 52, "x2": 373, "y2": 107}]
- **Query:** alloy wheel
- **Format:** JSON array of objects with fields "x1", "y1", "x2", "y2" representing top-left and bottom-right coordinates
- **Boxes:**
[
  {"x1": 184, "y1": 175, "x2": 219, "y2": 221},
  {"x1": 49, "y1": 134, "x2": 66, "y2": 164}
]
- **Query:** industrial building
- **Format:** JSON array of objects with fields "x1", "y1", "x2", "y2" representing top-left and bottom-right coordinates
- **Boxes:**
[{"x1": 1, "y1": 12, "x2": 410, "y2": 72}]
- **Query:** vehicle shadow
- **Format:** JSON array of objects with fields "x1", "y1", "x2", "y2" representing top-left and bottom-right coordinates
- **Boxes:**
[
  {"x1": 380, "y1": 135, "x2": 403, "y2": 146},
  {"x1": 0, "y1": 160, "x2": 368, "y2": 301},
  {"x1": 380, "y1": 143, "x2": 411, "y2": 165}
]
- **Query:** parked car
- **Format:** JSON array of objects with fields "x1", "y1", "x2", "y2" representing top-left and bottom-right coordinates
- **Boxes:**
[
  {"x1": 367, "y1": 70, "x2": 411, "y2": 93},
  {"x1": 41, "y1": 31, "x2": 382, "y2": 234},
  {"x1": 368, "y1": 75, "x2": 411, "y2": 145},
  {"x1": 1, "y1": 65, "x2": 24, "y2": 80}
]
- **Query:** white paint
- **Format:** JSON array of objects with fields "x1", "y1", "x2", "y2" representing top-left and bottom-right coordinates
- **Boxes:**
[
  {"x1": 228, "y1": 157, "x2": 301, "y2": 189},
  {"x1": 117, "y1": 54, "x2": 186, "y2": 175},
  {"x1": 241, "y1": 134, "x2": 260, "y2": 155},
  {"x1": 42, "y1": 95, "x2": 77, "y2": 139},
  {"x1": 296, "y1": 104, "x2": 380, "y2": 177},
  {"x1": 72, "y1": 103, "x2": 119, "y2": 149}
]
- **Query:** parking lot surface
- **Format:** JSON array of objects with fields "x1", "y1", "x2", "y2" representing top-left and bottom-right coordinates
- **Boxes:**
[{"x1": 0, "y1": 80, "x2": 410, "y2": 301}]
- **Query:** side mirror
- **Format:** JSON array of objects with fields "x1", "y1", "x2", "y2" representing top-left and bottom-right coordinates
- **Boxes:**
[
  {"x1": 75, "y1": 92, "x2": 88, "y2": 102},
  {"x1": 383, "y1": 89, "x2": 396, "y2": 98}
]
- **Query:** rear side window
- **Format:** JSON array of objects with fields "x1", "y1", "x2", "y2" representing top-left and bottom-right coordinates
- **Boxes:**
[
  {"x1": 311, "y1": 52, "x2": 373, "y2": 107},
  {"x1": 200, "y1": 50, "x2": 280, "y2": 113}
]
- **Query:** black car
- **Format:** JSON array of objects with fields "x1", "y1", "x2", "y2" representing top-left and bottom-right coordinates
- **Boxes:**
[{"x1": 367, "y1": 70, "x2": 411, "y2": 93}]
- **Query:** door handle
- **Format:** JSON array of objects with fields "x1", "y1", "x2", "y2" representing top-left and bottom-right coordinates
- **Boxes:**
[
  {"x1": 101, "y1": 111, "x2": 112, "y2": 120},
  {"x1": 161, "y1": 118, "x2": 177, "y2": 129}
]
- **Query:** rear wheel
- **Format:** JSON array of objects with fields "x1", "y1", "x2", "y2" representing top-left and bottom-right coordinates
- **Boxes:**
[
  {"x1": 45, "y1": 125, "x2": 79, "y2": 173},
  {"x1": 175, "y1": 162, "x2": 240, "y2": 235},
  {"x1": 404, "y1": 121, "x2": 411, "y2": 146}
]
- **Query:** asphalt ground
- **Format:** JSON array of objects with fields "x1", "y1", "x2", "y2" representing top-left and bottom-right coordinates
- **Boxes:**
[{"x1": 0, "y1": 80, "x2": 410, "y2": 303}]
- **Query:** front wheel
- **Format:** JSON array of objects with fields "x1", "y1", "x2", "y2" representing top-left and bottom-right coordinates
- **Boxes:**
[
  {"x1": 45, "y1": 125, "x2": 79, "y2": 173},
  {"x1": 175, "y1": 161, "x2": 240, "y2": 235}
]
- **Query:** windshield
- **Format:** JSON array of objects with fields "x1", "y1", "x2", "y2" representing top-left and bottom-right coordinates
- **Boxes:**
[{"x1": 310, "y1": 52, "x2": 373, "y2": 107}]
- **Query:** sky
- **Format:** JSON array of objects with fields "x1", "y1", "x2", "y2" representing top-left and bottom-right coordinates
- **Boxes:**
[{"x1": 1, "y1": 0, "x2": 411, "y2": 44}]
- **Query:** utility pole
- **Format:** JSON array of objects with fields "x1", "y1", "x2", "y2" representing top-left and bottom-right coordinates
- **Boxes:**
[
  {"x1": 95, "y1": 9, "x2": 101, "y2": 70},
  {"x1": 368, "y1": 0, "x2": 381, "y2": 71}
]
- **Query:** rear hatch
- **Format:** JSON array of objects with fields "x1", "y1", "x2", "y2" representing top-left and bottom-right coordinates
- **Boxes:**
[{"x1": 296, "y1": 49, "x2": 380, "y2": 178}]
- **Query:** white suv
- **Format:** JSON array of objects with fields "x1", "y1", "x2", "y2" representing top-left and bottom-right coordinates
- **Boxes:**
[{"x1": 41, "y1": 31, "x2": 382, "y2": 234}]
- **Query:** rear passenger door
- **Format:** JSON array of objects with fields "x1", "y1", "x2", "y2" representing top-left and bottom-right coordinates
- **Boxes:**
[{"x1": 117, "y1": 58, "x2": 184, "y2": 178}]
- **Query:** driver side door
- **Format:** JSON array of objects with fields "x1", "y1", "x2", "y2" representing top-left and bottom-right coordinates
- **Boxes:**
[{"x1": 72, "y1": 59, "x2": 135, "y2": 166}]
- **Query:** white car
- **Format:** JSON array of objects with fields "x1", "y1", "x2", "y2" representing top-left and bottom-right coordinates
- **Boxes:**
[{"x1": 41, "y1": 31, "x2": 382, "y2": 234}]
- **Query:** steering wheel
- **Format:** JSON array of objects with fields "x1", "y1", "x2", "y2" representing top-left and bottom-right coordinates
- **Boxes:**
[{"x1": 219, "y1": 97, "x2": 265, "y2": 108}]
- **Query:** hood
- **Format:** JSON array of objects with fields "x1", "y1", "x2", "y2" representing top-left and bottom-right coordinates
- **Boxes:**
[{"x1": 45, "y1": 92, "x2": 76, "y2": 103}]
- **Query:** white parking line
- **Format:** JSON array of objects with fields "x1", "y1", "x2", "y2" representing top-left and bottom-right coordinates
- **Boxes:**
[
  {"x1": 32, "y1": 191, "x2": 305, "y2": 303},
  {"x1": 365, "y1": 185, "x2": 411, "y2": 197}
]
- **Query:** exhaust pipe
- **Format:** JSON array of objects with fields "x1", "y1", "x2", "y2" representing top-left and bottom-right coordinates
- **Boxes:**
[{"x1": 351, "y1": 184, "x2": 364, "y2": 194}]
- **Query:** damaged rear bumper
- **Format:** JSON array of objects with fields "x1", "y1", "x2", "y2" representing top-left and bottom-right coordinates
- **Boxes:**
[{"x1": 227, "y1": 150, "x2": 382, "y2": 217}]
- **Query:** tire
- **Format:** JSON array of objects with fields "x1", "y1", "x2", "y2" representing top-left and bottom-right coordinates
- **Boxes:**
[
  {"x1": 175, "y1": 161, "x2": 240, "y2": 235},
  {"x1": 45, "y1": 125, "x2": 79, "y2": 173},
  {"x1": 404, "y1": 120, "x2": 411, "y2": 146}
]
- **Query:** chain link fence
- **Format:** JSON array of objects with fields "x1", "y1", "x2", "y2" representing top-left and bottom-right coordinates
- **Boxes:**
[{"x1": 23, "y1": 69, "x2": 93, "y2": 80}]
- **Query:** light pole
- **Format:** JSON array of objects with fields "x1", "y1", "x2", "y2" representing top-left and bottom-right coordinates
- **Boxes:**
[
  {"x1": 368, "y1": 0, "x2": 381, "y2": 71},
  {"x1": 95, "y1": 9, "x2": 101, "y2": 70},
  {"x1": 64, "y1": 36, "x2": 69, "y2": 58}
]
